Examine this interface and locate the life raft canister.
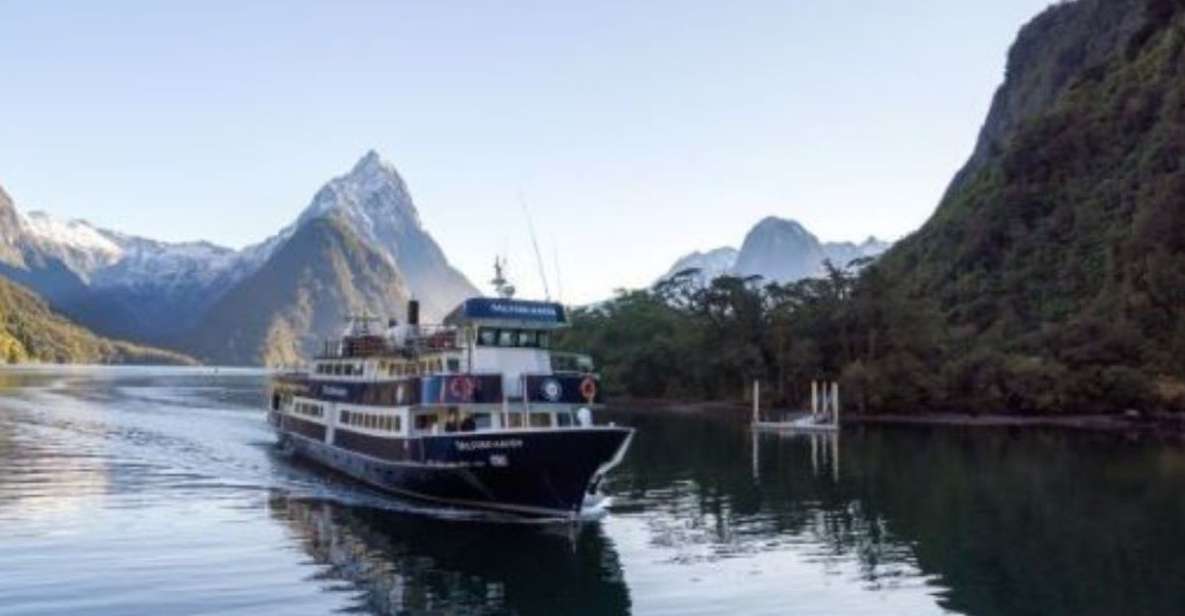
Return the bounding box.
[580,376,597,402]
[448,375,476,400]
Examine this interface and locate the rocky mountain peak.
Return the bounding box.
[298,150,421,232]
[748,216,812,240]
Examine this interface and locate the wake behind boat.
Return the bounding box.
[267,262,633,519]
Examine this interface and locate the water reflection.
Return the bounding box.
[606,409,1185,615]
[269,495,632,615]
[1,369,1184,616]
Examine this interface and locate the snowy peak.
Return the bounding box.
[298,149,421,232]
[21,211,123,262]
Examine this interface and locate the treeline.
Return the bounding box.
[556,261,1182,415]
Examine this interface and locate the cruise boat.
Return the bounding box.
[267,264,634,519]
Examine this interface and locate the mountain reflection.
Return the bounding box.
[268,495,632,615]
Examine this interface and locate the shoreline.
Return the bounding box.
[607,398,1185,437]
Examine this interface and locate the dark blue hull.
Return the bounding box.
[273,416,633,518]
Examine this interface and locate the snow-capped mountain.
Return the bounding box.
[662,247,739,283]
[659,216,891,285]
[0,150,479,361]
[286,150,477,318]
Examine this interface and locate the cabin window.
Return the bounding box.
[414,414,437,431]
[516,331,537,347]
[478,328,498,346]
[556,412,574,427]
[498,330,515,347]
[529,413,552,428]
[507,413,524,428]
[341,410,351,424]
[538,332,550,348]
[471,413,493,430]
[447,358,460,373]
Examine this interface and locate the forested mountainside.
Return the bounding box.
[562,0,1185,414]
[0,275,193,365]
[183,213,411,367]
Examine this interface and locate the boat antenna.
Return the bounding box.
[491,256,516,298]
[552,242,564,304]
[518,192,551,301]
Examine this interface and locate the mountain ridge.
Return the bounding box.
[0,150,479,364]
[662,216,891,284]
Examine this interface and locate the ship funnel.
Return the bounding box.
[407,300,420,326]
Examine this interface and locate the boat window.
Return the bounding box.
[341,410,351,424]
[507,413,524,428]
[517,330,538,347]
[556,412,573,427]
[478,328,498,346]
[529,413,552,428]
[498,330,515,346]
[446,358,460,373]
[538,332,550,348]
[414,414,437,431]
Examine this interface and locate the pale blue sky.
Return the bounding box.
[1,1,1051,303]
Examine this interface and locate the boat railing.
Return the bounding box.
[314,325,461,359]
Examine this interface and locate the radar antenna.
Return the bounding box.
[491,256,516,299]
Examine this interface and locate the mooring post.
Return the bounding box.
[811,380,818,417]
[752,379,760,424]
[832,381,840,427]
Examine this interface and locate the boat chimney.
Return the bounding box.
[407,300,420,326]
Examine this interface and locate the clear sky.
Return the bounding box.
[1,1,1052,303]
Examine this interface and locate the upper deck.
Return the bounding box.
[293,297,595,402]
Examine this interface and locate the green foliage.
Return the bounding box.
[0,276,194,365]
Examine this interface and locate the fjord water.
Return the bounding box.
[1,368,1183,615]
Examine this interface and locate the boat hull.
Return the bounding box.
[276,420,633,519]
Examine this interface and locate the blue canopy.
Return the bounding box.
[444,298,567,327]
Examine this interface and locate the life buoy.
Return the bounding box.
[448,375,475,400]
[580,376,597,402]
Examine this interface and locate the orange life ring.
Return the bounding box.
[580,376,597,402]
[449,375,475,400]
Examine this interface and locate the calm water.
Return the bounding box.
[1,367,1183,615]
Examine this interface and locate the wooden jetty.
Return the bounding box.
[751,380,840,433]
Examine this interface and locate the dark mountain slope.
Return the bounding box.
[872,0,1185,411]
[186,213,411,366]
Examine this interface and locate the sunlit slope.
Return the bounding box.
[0,275,194,365]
